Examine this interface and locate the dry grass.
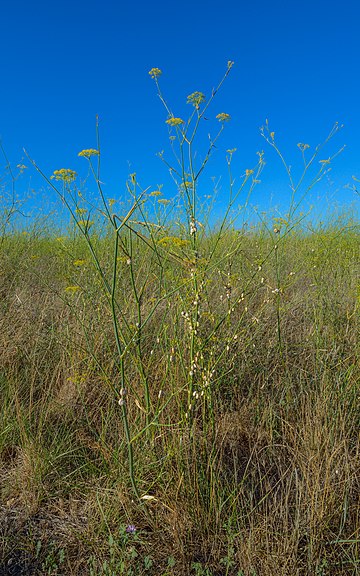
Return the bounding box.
[0,223,359,575]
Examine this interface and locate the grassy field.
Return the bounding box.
[0,219,359,575]
[1,66,359,575]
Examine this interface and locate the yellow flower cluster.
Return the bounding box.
[181,181,194,188]
[187,91,205,108]
[166,117,184,127]
[149,67,162,79]
[78,149,99,158]
[245,169,254,177]
[51,169,77,182]
[158,236,189,248]
[297,143,310,151]
[216,113,231,122]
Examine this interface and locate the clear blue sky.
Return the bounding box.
[1,0,359,227]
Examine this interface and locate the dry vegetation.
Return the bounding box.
[0,222,359,575]
[0,64,359,575]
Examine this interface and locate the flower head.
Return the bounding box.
[187,91,205,108]
[297,143,310,152]
[78,149,99,158]
[126,524,136,533]
[149,67,162,79]
[181,180,193,189]
[51,169,77,183]
[216,113,231,122]
[166,117,184,127]
[158,236,189,248]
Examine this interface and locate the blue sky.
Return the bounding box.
[1,0,359,227]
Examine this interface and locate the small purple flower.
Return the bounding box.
[126,524,136,534]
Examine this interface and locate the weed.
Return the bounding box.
[0,64,358,575]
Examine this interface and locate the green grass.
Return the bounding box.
[0,64,359,575]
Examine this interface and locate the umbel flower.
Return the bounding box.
[78,149,99,158]
[166,117,184,127]
[181,181,194,189]
[51,169,77,183]
[187,91,205,108]
[149,67,162,79]
[216,113,231,122]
